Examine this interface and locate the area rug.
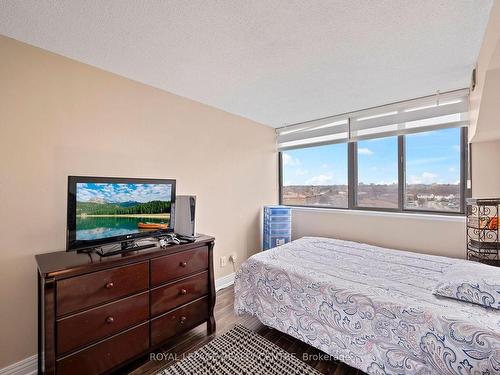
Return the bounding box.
[157,325,322,375]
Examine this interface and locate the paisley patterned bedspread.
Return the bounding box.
[234,237,500,375]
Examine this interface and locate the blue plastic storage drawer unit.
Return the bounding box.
[263,205,291,250]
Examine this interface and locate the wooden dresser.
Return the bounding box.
[35,235,215,375]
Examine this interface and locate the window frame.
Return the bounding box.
[279,127,468,216]
[278,142,350,209]
[352,136,401,212]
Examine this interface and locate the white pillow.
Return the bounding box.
[433,262,500,310]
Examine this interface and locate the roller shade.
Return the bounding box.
[277,115,349,151]
[277,89,469,151]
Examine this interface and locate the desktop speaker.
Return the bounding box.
[174,195,197,238]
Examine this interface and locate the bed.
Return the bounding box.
[234,237,500,375]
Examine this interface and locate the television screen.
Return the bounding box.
[67,176,175,250]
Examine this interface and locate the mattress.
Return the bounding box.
[234,237,500,375]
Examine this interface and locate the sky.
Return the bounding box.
[76,183,172,203]
[282,128,461,186]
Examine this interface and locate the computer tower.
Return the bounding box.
[174,195,197,238]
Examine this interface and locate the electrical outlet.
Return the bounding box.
[276,238,285,246]
[229,253,238,263]
[220,256,227,267]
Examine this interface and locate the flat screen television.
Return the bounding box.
[67,176,176,251]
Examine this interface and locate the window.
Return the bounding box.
[277,89,469,215]
[279,128,466,215]
[404,128,461,212]
[281,143,348,208]
[356,136,399,209]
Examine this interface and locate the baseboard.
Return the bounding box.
[215,272,235,291]
[0,355,37,375]
[1,274,236,375]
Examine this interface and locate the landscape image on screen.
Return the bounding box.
[75,183,172,241]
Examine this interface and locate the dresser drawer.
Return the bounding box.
[57,262,149,316]
[151,271,208,317]
[57,291,149,355]
[151,247,208,286]
[56,323,149,375]
[151,297,208,346]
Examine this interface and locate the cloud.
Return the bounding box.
[295,168,309,176]
[452,145,460,152]
[448,167,456,173]
[358,147,373,156]
[406,156,449,166]
[77,183,171,203]
[103,185,115,194]
[321,163,330,169]
[282,153,301,167]
[408,172,439,184]
[117,184,131,192]
[306,174,333,185]
[76,187,100,202]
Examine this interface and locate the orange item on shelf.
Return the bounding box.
[488,217,498,230]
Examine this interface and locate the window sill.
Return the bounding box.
[287,206,465,222]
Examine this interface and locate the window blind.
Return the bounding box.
[277,89,469,151]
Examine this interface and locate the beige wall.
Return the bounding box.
[472,67,500,143]
[469,1,500,198]
[469,0,500,141]
[291,208,465,259]
[472,139,500,197]
[0,35,277,368]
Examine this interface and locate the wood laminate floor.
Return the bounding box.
[128,285,365,375]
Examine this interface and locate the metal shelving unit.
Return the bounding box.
[466,198,499,266]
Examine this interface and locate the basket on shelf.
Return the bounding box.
[466,198,499,266]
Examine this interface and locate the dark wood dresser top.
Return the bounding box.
[35,234,215,279]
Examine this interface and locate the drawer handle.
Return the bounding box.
[105,316,114,324]
[105,282,114,289]
[179,261,187,268]
[180,316,187,324]
[180,288,187,295]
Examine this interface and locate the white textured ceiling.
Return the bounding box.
[0,1,493,127]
